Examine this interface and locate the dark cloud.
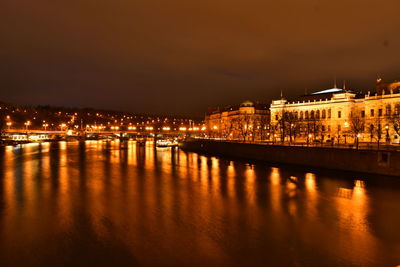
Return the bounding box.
[1,0,399,115]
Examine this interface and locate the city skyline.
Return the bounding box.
[1,1,400,266]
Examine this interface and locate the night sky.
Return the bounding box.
[1,0,400,116]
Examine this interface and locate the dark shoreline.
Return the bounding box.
[180,139,400,177]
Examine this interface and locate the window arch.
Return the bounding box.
[305,111,309,119]
[322,110,326,119]
[316,110,320,119]
[310,110,315,119]
[300,111,304,120]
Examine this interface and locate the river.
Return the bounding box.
[0,141,399,266]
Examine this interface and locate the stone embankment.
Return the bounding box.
[180,139,400,176]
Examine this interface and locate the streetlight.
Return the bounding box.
[344,121,349,144]
[24,121,31,131]
[356,133,361,149]
[385,125,390,143]
[43,123,49,131]
[6,122,12,130]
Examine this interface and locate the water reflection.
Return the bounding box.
[0,140,399,266]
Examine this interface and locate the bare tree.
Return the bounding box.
[285,112,301,144]
[368,117,383,148]
[368,123,374,144]
[275,109,289,144]
[221,119,233,139]
[250,115,270,142]
[232,114,252,142]
[269,123,279,144]
[303,117,322,145]
[349,112,365,148]
[389,112,400,141]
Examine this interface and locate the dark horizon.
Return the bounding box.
[0,100,205,121]
[1,0,400,116]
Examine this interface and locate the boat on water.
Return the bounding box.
[156,139,178,147]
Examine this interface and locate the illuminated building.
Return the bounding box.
[270,79,400,144]
[205,101,270,141]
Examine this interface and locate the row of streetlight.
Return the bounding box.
[5,122,205,132]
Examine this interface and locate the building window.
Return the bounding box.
[395,104,400,115]
[337,125,341,131]
[316,110,320,119]
[361,110,365,118]
[305,111,309,119]
[370,109,374,117]
[275,115,278,120]
[300,111,303,120]
[322,125,325,131]
[311,110,315,119]
[338,111,341,118]
[386,105,391,116]
[322,110,326,119]
[328,125,331,131]
[378,109,383,116]
[328,109,331,118]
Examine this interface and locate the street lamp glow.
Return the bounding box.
[24,121,31,130]
[59,123,67,131]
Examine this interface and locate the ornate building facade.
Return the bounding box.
[205,101,270,141]
[270,80,400,144]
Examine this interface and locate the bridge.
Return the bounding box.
[1,128,204,142]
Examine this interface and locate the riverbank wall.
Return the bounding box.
[180,139,400,176]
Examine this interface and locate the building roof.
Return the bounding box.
[240,100,254,107]
[311,88,344,95]
[206,101,269,115]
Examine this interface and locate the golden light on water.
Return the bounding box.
[0,141,398,265]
